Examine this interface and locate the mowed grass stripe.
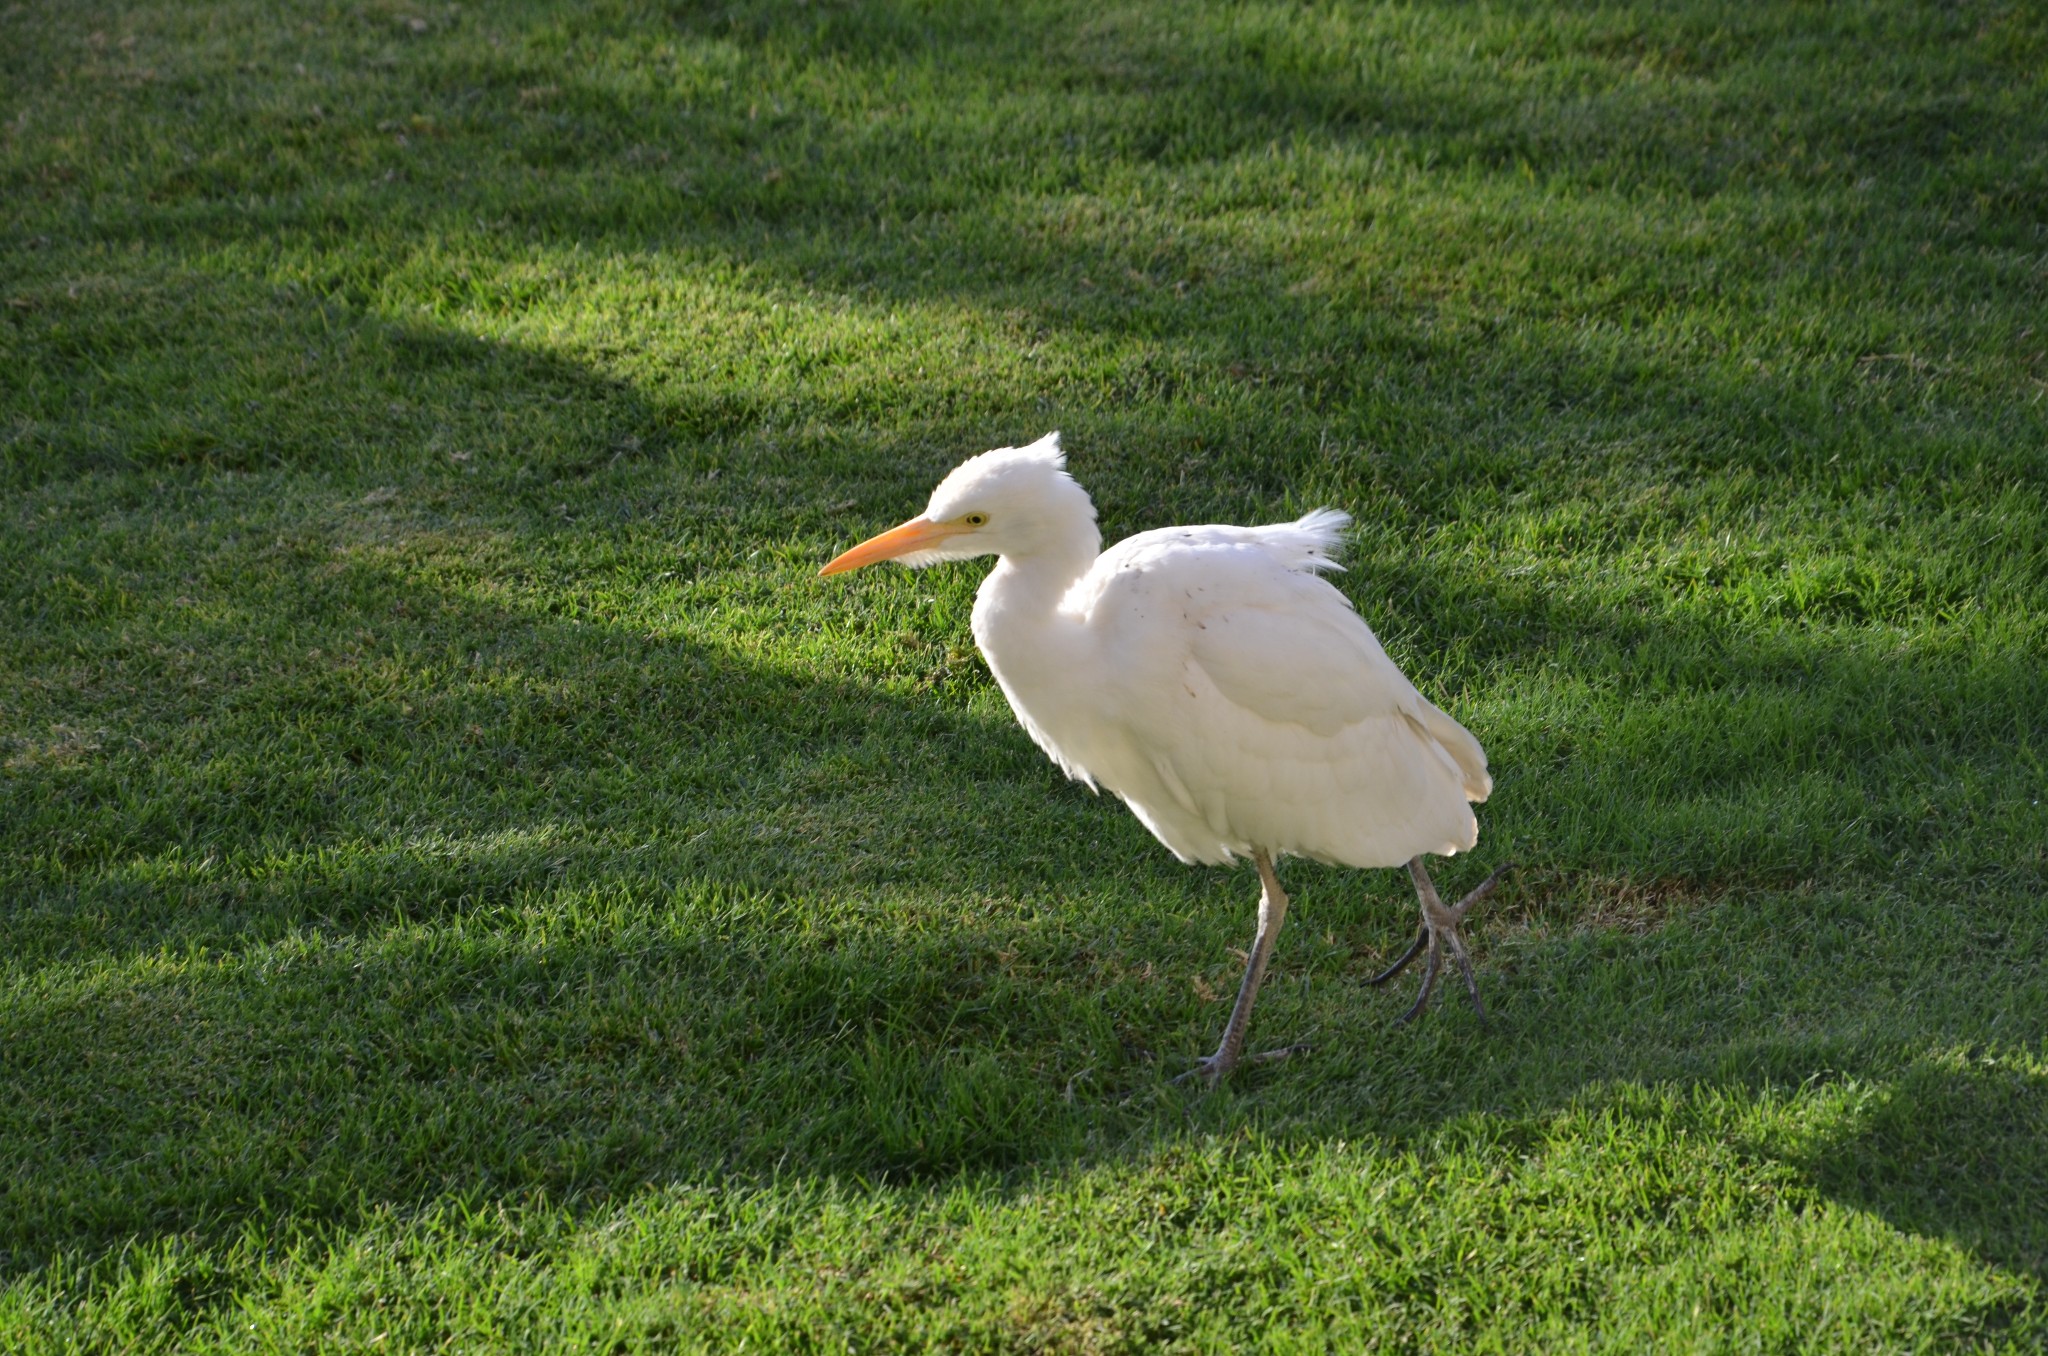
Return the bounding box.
[2,0,2043,1348]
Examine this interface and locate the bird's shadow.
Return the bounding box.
[1790,1058,2048,1281]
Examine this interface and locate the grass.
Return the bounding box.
[2,0,2045,1348]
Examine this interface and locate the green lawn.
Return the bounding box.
[4,0,2045,1348]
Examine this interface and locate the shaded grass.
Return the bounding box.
[3,0,2046,1348]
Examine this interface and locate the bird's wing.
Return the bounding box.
[1077,517,1491,802]
[1196,591,1491,801]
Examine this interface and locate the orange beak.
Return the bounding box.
[819,516,965,576]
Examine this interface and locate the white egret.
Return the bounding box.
[822,433,1506,1083]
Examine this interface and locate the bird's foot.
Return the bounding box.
[1173,1041,1312,1089]
[1368,861,1515,1025]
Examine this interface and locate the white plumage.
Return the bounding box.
[823,433,1506,1083]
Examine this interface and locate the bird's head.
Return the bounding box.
[820,432,1099,575]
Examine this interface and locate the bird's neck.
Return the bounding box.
[970,530,1100,668]
[987,522,1100,614]
[967,526,1106,786]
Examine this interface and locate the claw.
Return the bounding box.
[1446,931,1487,1024]
[1384,859,1515,1025]
[1174,1042,1311,1089]
[1395,942,1441,1026]
[1366,925,1428,986]
[1452,860,1517,922]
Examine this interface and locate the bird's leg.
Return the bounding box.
[1180,850,1307,1087]
[1366,858,1514,1025]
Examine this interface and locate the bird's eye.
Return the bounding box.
[964,512,988,526]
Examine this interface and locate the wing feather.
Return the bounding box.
[1067,514,1490,866]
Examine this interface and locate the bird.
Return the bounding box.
[821,433,1508,1084]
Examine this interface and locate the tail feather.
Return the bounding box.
[1412,696,1492,802]
[1256,508,1351,574]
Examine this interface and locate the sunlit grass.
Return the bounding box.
[3,0,2045,1348]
